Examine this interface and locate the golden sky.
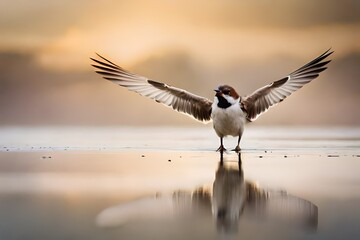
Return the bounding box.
[1,0,359,69]
[0,0,359,125]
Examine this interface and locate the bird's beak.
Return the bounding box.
[214,88,222,97]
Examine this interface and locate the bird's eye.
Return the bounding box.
[222,90,230,95]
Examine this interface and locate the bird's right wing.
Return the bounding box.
[91,54,213,122]
[96,196,174,227]
[96,189,211,228]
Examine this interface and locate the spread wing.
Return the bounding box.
[241,49,333,122]
[96,189,211,228]
[91,54,213,122]
[96,196,174,227]
[244,189,318,231]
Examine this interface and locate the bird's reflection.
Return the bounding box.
[212,153,246,233]
[96,153,318,234]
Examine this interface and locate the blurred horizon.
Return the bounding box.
[1,0,359,126]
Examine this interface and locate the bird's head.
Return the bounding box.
[214,85,240,108]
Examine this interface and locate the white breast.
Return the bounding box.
[211,99,246,138]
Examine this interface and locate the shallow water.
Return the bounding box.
[0,126,359,240]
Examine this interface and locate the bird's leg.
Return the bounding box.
[216,137,226,152]
[232,134,242,152]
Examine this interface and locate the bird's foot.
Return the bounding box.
[216,145,226,153]
[231,145,241,153]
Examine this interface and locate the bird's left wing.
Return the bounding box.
[91,54,213,122]
[241,49,333,122]
[244,189,318,231]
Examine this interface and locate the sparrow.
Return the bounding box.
[91,49,333,152]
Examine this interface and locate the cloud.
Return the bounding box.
[202,0,360,28]
[69,0,360,29]
[1,1,360,66]
[24,23,359,72]
[0,1,88,35]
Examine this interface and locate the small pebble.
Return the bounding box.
[141,155,145,158]
[168,159,172,162]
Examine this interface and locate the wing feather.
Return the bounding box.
[91,54,213,122]
[241,49,333,121]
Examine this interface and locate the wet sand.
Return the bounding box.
[0,126,359,240]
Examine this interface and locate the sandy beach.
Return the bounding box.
[0,126,359,240]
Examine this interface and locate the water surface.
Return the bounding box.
[0,127,359,240]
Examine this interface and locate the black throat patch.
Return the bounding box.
[217,96,232,109]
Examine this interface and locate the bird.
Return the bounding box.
[90,49,333,152]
